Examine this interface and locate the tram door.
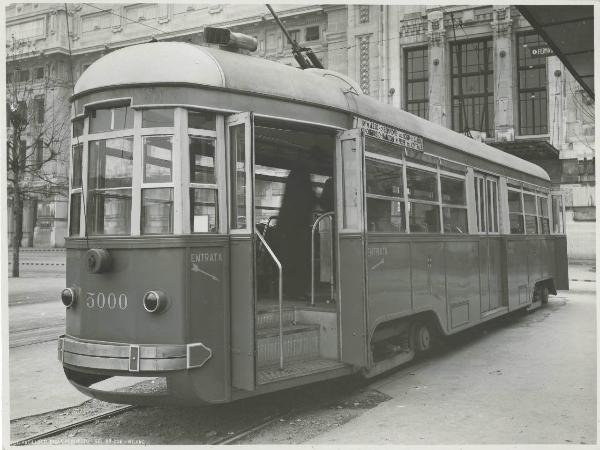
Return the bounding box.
[227,113,256,391]
[474,173,505,313]
[336,129,368,367]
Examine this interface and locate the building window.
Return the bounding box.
[17,69,29,82]
[305,26,319,42]
[34,67,44,80]
[6,72,13,84]
[404,46,429,119]
[517,33,548,135]
[34,138,44,169]
[451,38,494,137]
[34,96,44,123]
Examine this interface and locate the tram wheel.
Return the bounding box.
[411,322,432,353]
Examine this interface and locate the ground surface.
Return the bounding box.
[7,254,596,445]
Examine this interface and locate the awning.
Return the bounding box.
[492,139,560,160]
[517,5,594,99]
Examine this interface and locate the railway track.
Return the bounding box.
[10,406,136,446]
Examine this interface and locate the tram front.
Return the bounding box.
[59,43,245,405]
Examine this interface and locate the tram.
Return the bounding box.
[59,39,568,406]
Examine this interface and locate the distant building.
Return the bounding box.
[5,4,594,257]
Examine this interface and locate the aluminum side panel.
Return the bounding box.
[506,238,530,307]
[445,241,480,330]
[229,236,255,391]
[366,240,411,331]
[410,242,447,331]
[339,235,367,367]
[554,236,569,290]
[488,238,504,310]
[187,243,230,402]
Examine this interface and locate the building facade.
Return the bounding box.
[5,3,595,257]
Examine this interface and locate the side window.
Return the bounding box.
[441,175,467,233]
[523,192,538,235]
[189,136,218,233]
[406,167,439,233]
[538,195,550,234]
[474,174,499,233]
[365,158,405,232]
[508,189,524,234]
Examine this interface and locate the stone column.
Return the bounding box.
[492,6,515,142]
[426,10,448,128]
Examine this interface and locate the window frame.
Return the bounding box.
[516,31,549,136]
[363,135,469,234]
[186,110,222,234]
[450,37,494,137]
[404,45,429,120]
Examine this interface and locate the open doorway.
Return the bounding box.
[252,118,341,382]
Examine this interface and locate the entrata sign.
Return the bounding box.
[361,120,424,151]
[529,46,554,57]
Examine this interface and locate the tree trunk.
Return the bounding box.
[11,187,23,278]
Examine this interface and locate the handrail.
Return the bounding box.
[254,226,284,370]
[310,212,335,307]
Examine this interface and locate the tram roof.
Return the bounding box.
[75,42,550,182]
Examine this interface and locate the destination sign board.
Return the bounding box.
[361,120,424,151]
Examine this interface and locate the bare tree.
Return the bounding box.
[6,36,70,277]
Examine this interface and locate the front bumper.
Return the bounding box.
[58,335,212,372]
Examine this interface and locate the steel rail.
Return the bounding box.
[10,406,136,446]
[255,226,284,370]
[310,212,335,306]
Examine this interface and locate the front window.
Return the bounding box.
[70,105,226,237]
[143,136,173,183]
[87,137,133,235]
[89,106,133,133]
[141,188,173,234]
[142,108,174,128]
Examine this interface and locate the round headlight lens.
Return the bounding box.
[143,290,167,313]
[61,288,76,308]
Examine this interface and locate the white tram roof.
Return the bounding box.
[75,42,550,182]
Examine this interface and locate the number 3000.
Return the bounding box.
[86,292,128,310]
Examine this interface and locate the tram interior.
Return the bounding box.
[252,119,341,379]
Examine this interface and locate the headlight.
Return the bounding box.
[61,288,76,308]
[142,290,168,313]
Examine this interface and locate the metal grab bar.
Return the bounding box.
[310,212,335,307]
[254,226,284,370]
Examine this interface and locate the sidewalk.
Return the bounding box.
[306,264,596,445]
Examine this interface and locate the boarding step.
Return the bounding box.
[257,357,347,385]
[257,323,320,367]
[256,306,296,330]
